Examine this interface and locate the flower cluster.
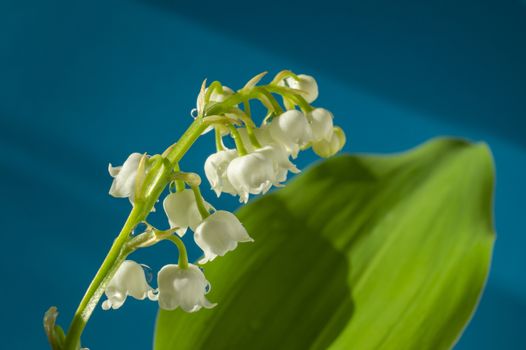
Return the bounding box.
[103,71,345,313]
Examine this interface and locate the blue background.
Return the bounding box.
[1,0,525,348]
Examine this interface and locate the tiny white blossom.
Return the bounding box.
[102,260,155,310]
[163,189,212,236]
[157,263,216,312]
[227,152,275,203]
[255,145,300,185]
[267,110,312,158]
[308,108,334,142]
[204,149,238,197]
[108,153,144,200]
[278,74,319,103]
[312,126,346,158]
[194,210,253,264]
[237,125,275,153]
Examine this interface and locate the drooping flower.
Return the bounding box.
[312,126,346,158]
[101,260,155,310]
[108,153,145,201]
[267,110,312,158]
[163,189,212,236]
[236,124,275,153]
[157,263,216,312]
[226,151,275,203]
[307,108,334,142]
[255,144,300,185]
[194,210,253,264]
[204,149,238,197]
[278,74,319,103]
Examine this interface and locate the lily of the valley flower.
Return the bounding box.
[163,189,212,236]
[101,260,155,310]
[108,153,145,201]
[194,210,253,263]
[157,263,216,312]
[226,152,275,203]
[312,126,346,158]
[255,145,300,185]
[236,124,275,153]
[204,149,238,197]
[278,74,319,103]
[307,108,334,142]
[267,110,312,158]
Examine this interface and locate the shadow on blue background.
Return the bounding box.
[0,0,524,348]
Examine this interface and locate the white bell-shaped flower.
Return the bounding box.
[278,74,319,103]
[267,110,312,158]
[255,145,300,184]
[308,108,334,142]
[194,210,253,264]
[163,189,212,236]
[237,124,275,153]
[102,260,155,310]
[108,153,144,200]
[204,149,238,197]
[157,263,216,312]
[226,152,275,203]
[312,126,346,158]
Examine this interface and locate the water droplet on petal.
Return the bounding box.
[140,264,154,283]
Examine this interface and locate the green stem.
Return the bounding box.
[215,127,225,151]
[166,235,189,269]
[191,185,210,219]
[164,118,208,165]
[173,163,185,192]
[242,102,262,149]
[255,87,283,114]
[64,117,208,350]
[63,205,144,350]
[228,125,248,155]
[266,85,314,112]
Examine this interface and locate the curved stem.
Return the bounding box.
[228,125,248,155]
[215,127,225,151]
[242,102,262,149]
[64,117,208,349]
[63,205,144,350]
[173,163,185,192]
[191,185,210,219]
[166,235,189,269]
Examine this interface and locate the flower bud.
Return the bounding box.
[312,126,346,158]
[194,210,253,264]
[197,86,235,134]
[102,260,155,310]
[267,110,312,158]
[108,153,144,201]
[227,152,275,203]
[163,189,212,236]
[308,108,334,142]
[204,149,238,197]
[157,263,216,312]
[278,74,319,103]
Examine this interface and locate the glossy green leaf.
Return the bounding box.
[155,138,495,350]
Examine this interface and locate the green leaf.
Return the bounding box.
[155,138,495,350]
